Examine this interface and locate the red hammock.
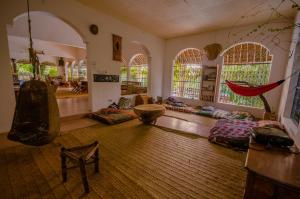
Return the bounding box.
[225,80,285,97]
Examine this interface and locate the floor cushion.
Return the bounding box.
[90,109,137,125]
[163,104,195,113]
[118,97,132,109]
[209,119,258,150]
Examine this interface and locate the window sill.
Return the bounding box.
[217,101,264,110]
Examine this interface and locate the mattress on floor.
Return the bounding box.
[163,104,196,113]
[195,108,231,119]
[90,108,137,125]
[209,119,258,150]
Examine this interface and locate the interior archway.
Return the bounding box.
[121,41,151,95]
[8,11,89,118]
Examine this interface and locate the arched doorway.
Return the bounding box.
[7,11,90,117]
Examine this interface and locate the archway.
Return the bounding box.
[121,41,151,95]
[7,11,90,117]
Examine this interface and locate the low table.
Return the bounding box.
[134,104,166,124]
[244,138,300,198]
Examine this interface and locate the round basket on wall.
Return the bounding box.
[204,43,222,60]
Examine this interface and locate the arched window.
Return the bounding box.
[171,48,203,99]
[129,53,148,87]
[219,42,273,108]
[78,60,87,81]
[120,57,128,83]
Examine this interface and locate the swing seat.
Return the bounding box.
[8,80,60,146]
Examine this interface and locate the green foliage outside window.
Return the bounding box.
[130,67,138,80]
[129,66,148,87]
[120,66,128,82]
[16,63,59,80]
[219,64,271,108]
[16,63,34,81]
[172,62,202,99]
[41,65,58,77]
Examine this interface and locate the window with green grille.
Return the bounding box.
[171,48,203,100]
[128,54,148,87]
[129,65,148,87]
[120,66,128,82]
[219,42,272,108]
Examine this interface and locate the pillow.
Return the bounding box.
[201,106,215,111]
[108,102,119,109]
[118,97,132,109]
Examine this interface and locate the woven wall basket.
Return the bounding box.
[204,43,223,60]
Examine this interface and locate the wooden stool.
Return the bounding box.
[60,141,99,193]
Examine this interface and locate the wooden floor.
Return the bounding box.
[57,96,89,117]
[155,115,215,138]
[0,118,247,199]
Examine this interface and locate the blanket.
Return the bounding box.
[209,119,283,150]
[209,119,258,150]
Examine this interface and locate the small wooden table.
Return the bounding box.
[134,104,165,124]
[244,138,300,199]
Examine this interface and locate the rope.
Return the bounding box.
[26,0,38,79]
[27,0,33,51]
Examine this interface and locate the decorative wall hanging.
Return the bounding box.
[89,24,99,35]
[204,43,222,60]
[93,74,119,82]
[112,34,122,61]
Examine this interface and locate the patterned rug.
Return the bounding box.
[0,119,247,198]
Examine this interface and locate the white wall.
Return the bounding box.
[278,12,300,148]
[0,0,165,132]
[163,21,293,118]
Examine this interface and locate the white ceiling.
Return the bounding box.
[77,0,298,39]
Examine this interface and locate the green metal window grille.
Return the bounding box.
[219,42,272,108]
[171,48,203,100]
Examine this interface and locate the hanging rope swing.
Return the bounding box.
[7,0,60,146]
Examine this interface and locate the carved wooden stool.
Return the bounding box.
[60,141,99,193]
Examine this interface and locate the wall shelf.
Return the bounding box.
[200,65,218,102]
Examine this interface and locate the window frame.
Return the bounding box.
[127,53,149,87]
[290,72,300,124]
[282,40,300,138]
[218,42,273,109]
[171,48,203,100]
